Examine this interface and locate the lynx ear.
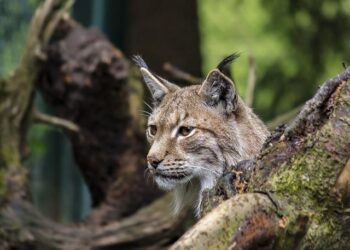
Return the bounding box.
[133,55,179,105]
[199,54,239,115]
[199,69,237,115]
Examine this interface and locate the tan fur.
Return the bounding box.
[136,56,270,216]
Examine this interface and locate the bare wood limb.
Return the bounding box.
[245,54,257,107]
[163,62,202,85]
[21,0,74,66]
[33,109,80,132]
[170,194,277,250]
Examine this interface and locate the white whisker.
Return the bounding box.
[185,165,221,177]
[144,168,154,183]
[143,101,154,111]
[139,109,152,115]
[139,110,153,118]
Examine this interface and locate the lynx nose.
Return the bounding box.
[148,156,162,169]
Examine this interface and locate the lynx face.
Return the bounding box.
[134,55,269,216]
[146,87,228,192]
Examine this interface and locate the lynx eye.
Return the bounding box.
[148,125,157,136]
[178,126,194,136]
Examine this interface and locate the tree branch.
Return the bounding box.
[245,54,257,107]
[33,109,80,132]
[163,62,202,85]
[170,194,278,250]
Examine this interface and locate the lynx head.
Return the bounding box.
[134,55,269,216]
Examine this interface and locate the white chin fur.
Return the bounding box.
[154,169,219,217]
[172,173,218,218]
[154,175,192,191]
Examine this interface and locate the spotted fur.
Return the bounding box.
[135,55,269,217]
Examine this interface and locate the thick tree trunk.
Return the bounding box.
[1,0,350,249]
[37,14,162,224]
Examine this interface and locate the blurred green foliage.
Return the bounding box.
[199,0,350,120]
[0,0,35,76]
[0,0,44,157]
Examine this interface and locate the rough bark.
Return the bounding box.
[37,14,162,223]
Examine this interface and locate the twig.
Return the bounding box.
[24,0,74,62]
[163,62,202,85]
[33,109,79,132]
[245,54,257,107]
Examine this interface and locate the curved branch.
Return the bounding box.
[163,62,202,85]
[170,193,278,250]
[33,109,79,132]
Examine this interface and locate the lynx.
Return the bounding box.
[134,55,269,216]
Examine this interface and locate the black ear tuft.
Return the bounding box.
[132,55,149,69]
[132,55,179,106]
[216,53,240,72]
